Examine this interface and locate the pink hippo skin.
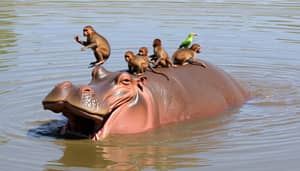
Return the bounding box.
[42,62,249,140]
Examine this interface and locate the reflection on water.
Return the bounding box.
[0,134,9,145]
[0,1,17,71]
[0,29,17,55]
[43,115,230,170]
[0,0,300,170]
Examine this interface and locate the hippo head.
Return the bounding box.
[42,66,153,140]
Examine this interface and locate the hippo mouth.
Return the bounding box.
[43,101,113,140]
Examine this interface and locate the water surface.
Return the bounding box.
[0,0,300,170]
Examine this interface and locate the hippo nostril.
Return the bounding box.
[83,88,91,92]
[80,86,94,94]
[80,86,98,111]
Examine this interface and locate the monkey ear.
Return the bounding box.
[134,76,147,91]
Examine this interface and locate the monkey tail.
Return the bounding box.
[147,67,170,80]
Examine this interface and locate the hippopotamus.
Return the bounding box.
[42,62,249,140]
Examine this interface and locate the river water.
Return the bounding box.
[0,0,299,170]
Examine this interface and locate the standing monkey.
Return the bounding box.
[75,25,111,67]
[172,43,207,68]
[151,38,176,68]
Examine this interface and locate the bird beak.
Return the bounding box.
[193,33,199,36]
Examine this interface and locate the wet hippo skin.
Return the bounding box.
[42,62,249,140]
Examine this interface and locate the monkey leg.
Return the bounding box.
[167,58,177,68]
[182,62,189,66]
[94,52,105,65]
[88,61,97,68]
[94,61,105,66]
[190,59,207,68]
[153,58,163,68]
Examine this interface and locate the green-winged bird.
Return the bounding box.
[178,32,198,49]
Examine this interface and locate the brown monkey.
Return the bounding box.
[137,47,155,65]
[172,43,207,68]
[124,51,169,80]
[75,25,111,68]
[137,46,148,57]
[151,38,176,68]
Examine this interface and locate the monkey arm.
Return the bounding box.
[128,64,133,73]
[75,36,88,46]
[81,41,89,46]
[81,42,97,51]
[153,57,162,67]
[153,49,165,66]
[84,42,97,49]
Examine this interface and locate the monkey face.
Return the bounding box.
[195,47,201,53]
[137,50,144,56]
[124,56,130,62]
[124,54,130,62]
[191,44,201,53]
[138,47,148,56]
[83,27,92,37]
[152,39,162,48]
[124,51,134,62]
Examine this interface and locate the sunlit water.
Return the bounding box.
[0,0,300,170]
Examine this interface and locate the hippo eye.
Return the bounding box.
[117,73,133,86]
[122,79,131,85]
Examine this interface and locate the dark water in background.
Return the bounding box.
[0,0,299,170]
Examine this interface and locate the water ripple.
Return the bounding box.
[0,0,300,170]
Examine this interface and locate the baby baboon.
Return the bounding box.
[151,38,176,68]
[124,51,169,80]
[172,43,206,68]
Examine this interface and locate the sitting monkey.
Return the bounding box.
[151,38,176,68]
[124,51,169,80]
[137,47,155,65]
[172,43,206,68]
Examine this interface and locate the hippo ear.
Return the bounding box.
[91,66,110,81]
[135,76,147,92]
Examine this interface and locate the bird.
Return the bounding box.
[178,32,198,49]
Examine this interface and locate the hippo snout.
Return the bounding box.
[42,81,74,112]
[42,100,64,113]
[63,85,110,116]
[43,82,111,116]
[43,81,74,103]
